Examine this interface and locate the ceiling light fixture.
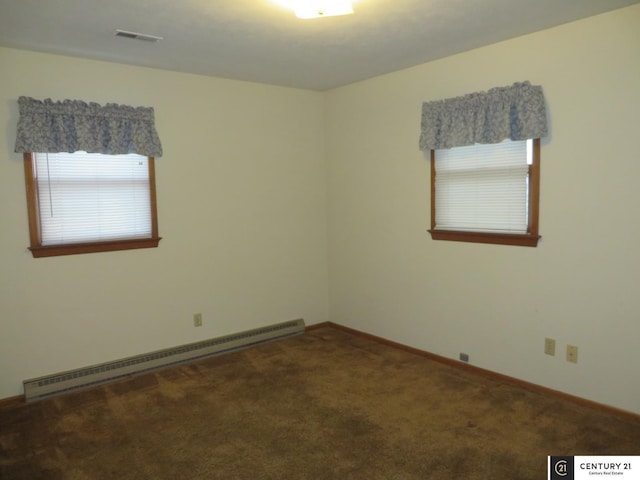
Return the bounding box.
[293,0,354,19]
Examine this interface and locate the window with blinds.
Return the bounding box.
[24,152,161,257]
[34,152,152,245]
[429,138,540,247]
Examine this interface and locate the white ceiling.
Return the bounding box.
[0,0,638,91]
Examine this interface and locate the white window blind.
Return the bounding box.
[434,139,532,234]
[34,152,152,246]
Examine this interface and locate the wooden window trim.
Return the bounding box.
[428,139,541,247]
[23,152,161,258]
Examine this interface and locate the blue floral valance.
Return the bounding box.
[14,96,163,157]
[419,81,547,151]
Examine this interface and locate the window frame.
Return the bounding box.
[428,138,541,247]
[23,152,161,258]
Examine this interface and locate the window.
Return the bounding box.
[429,138,540,247]
[15,96,163,257]
[419,82,547,247]
[23,151,160,257]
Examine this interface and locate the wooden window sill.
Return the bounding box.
[29,237,162,258]
[428,230,540,247]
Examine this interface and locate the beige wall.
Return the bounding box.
[1,4,639,414]
[326,5,640,414]
[0,48,328,399]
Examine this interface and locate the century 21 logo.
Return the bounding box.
[550,457,573,480]
[554,459,568,476]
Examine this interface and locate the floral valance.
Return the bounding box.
[15,96,163,157]
[419,81,547,151]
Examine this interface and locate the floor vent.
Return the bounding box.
[23,318,305,402]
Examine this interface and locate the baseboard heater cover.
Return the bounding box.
[23,318,305,402]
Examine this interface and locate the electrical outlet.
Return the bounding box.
[459,353,469,363]
[193,313,203,327]
[544,337,556,356]
[566,344,578,363]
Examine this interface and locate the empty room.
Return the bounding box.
[1,1,639,478]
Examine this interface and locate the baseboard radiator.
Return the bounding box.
[23,318,305,402]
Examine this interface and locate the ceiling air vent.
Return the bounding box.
[114,29,163,43]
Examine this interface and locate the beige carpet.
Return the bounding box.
[1,326,639,479]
